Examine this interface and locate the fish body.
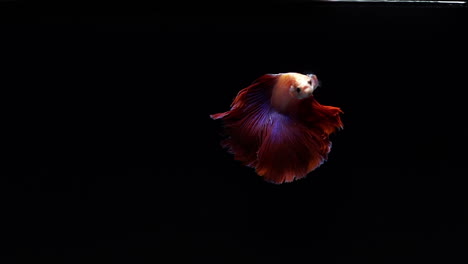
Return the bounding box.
[211,72,343,184]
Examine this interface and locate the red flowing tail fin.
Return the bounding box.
[256,97,343,184]
[210,74,278,167]
[211,73,343,184]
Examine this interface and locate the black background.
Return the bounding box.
[4,1,468,263]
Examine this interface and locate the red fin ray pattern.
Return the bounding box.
[211,73,343,184]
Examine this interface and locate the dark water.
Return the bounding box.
[4,2,467,263]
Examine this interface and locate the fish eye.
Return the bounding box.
[308,79,312,85]
[296,87,301,93]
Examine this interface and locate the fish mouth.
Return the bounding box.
[309,74,320,89]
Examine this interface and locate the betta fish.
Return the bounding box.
[210,72,343,184]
